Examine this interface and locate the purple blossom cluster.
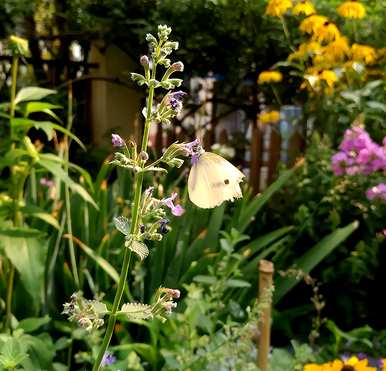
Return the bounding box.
[331,127,386,202]
[331,127,386,176]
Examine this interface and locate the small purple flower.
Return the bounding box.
[163,193,185,216]
[366,183,386,201]
[167,91,187,113]
[357,352,367,360]
[101,351,116,367]
[111,133,125,147]
[40,178,55,188]
[377,358,384,369]
[183,139,200,156]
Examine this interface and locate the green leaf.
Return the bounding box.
[21,205,60,229]
[237,165,298,233]
[240,226,293,256]
[15,87,56,104]
[17,315,50,333]
[11,118,85,150]
[0,227,45,238]
[38,156,97,208]
[193,275,217,284]
[0,336,28,369]
[274,221,359,304]
[25,101,63,123]
[0,148,28,170]
[225,279,251,288]
[64,235,119,283]
[120,303,153,320]
[0,234,48,310]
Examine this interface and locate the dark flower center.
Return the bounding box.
[341,366,355,371]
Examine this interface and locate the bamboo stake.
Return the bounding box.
[257,260,274,371]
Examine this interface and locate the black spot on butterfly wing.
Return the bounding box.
[224,179,230,184]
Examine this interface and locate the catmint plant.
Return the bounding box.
[63,25,244,370]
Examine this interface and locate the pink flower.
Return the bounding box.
[366,183,386,201]
[163,193,185,216]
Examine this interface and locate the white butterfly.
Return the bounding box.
[188,152,245,209]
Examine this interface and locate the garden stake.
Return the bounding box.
[257,259,274,371]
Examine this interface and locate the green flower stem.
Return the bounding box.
[64,81,80,288]
[279,16,295,52]
[4,56,20,332]
[271,85,282,106]
[92,63,157,371]
[9,56,18,139]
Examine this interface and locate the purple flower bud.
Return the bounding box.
[171,61,184,72]
[140,55,149,66]
[111,133,125,147]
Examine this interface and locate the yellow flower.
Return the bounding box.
[288,41,322,61]
[319,70,338,87]
[258,71,283,84]
[301,69,338,93]
[351,44,377,64]
[259,111,281,124]
[323,36,350,62]
[313,21,341,42]
[330,356,377,371]
[299,15,328,34]
[304,357,377,371]
[337,1,366,19]
[265,0,292,17]
[293,0,315,16]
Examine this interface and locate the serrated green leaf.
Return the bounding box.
[128,241,149,260]
[114,216,129,235]
[91,301,108,316]
[120,303,153,320]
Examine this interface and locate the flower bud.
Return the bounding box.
[139,151,149,161]
[111,133,125,147]
[171,61,184,72]
[140,55,149,66]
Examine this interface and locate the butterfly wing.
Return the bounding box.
[188,152,244,209]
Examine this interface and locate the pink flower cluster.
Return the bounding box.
[331,127,386,176]
[366,183,386,202]
[331,127,386,202]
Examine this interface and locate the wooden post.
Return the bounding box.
[257,260,274,371]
